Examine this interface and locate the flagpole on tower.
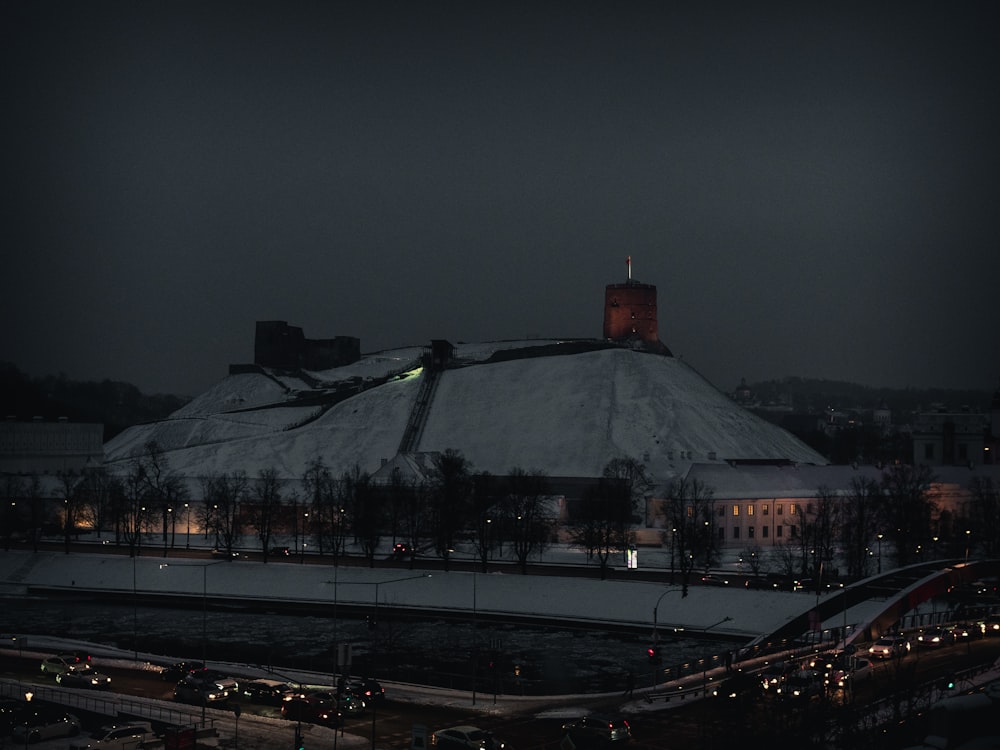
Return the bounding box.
[626,255,631,281]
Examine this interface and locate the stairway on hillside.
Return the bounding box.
[397,366,441,454]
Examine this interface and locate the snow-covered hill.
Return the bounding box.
[104,340,826,483]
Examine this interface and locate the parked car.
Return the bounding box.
[776,669,824,700]
[917,627,955,648]
[11,709,82,744]
[348,678,385,703]
[828,656,873,689]
[40,653,92,676]
[69,721,157,749]
[281,693,343,727]
[243,678,300,705]
[713,669,759,704]
[211,548,239,560]
[432,725,507,750]
[760,661,799,692]
[192,668,239,689]
[173,669,238,705]
[561,714,631,749]
[951,621,986,639]
[301,689,366,714]
[868,635,910,660]
[699,574,729,586]
[390,543,413,559]
[57,669,113,689]
[984,614,1000,636]
[159,660,205,681]
[269,546,291,557]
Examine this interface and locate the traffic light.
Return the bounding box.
[294,730,305,750]
[941,675,956,690]
[647,646,660,663]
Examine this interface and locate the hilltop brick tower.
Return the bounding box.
[603,256,662,347]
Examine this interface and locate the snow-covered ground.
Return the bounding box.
[103,343,826,483]
[0,546,860,640]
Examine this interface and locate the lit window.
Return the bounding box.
[747,505,754,516]
[686,505,693,518]
[762,504,769,516]
[732,505,740,517]
[790,504,798,515]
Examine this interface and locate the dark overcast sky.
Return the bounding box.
[3,1,998,397]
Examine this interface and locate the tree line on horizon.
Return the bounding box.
[3,441,998,597]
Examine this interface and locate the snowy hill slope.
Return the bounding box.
[104,341,826,482]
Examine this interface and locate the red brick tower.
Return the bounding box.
[603,256,661,346]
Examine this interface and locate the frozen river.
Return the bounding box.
[2,593,741,695]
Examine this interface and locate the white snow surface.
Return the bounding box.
[104,342,826,482]
[0,547,877,641]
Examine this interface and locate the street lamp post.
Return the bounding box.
[164,507,172,557]
[701,617,733,693]
[22,691,32,749]
[132,553,138,662]
[185,503,190,549]
[369,574,431,750]
[300,513,309,564]
[966,529,972,562]
[167,560,228,665]
[472,572,478,706]
[877,533,883,574]
[651,588,674,689]
[669,528,676,585]
[264,668,307,748]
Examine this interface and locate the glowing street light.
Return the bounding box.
[702,616,733,697]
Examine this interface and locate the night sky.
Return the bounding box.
[3,1,998,397]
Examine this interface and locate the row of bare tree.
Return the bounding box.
[3,444,998,590]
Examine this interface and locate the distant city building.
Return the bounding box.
[871,400,892,431]
[647,462,1000,552]
[911,407,989,467]
[247,320,361,372]
[0,418,103,474]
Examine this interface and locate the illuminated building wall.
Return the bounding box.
[603,281,660,345]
